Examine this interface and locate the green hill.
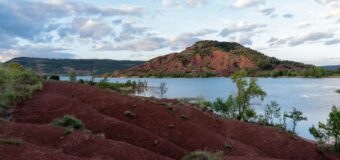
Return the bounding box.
[6,57,144,75]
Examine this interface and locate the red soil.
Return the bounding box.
[1,81,339,160]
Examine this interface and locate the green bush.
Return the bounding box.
[181,151,223,160]
[68,71,77,82]
[0,64,42,117]
[49,75,60,80]
[0,138,23,145]
[51,115,85,132]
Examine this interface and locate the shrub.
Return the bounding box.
[0,138,23,145]
[285,107,307,133]
[124,110,136,119]
[309,106,340,153]
[49,75,60,80]
[68,71,77,82]
[0,64,42,118]
[181,151,223,160]
[51,115,85,131]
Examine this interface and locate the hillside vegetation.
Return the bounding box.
[0,63,42,119]
[6,57,144,75]
[114,40,329,77]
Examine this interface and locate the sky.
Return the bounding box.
[0,0,339,65]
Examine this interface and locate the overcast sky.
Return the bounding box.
[0,0,339,65]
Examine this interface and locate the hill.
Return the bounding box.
[114,40,313,77]
[6,57,144,75]
[2,81,338,160]
[321,65,340,71]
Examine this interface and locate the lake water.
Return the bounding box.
[61,76,340,140]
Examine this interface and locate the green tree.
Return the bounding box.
[309,106,340,152]
[228,70,266,121]
[68,71,77,82]
[286,107,307,133]
[265,101,281,125]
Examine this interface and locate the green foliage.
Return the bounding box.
[68,71,77,82]
[6,57,144,75]
[49,75,60,80]
[336,89,340,94]
[285,107,307,133]
[96,80,147,94]
[0,138,23,145]
[181,151,223,160]
[52,115,85,130]
[309,106,340,153]
[303,67,329,78]
[265,101,281,125]
[0,64,42,118]
[229,70,266,121]
[195,96,212,110]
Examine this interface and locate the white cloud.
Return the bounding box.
[231,0,265,8]
[96,37,169,51]
[258,7,275,16]
[324,39,340,45]
[321,2,340,18]
[115,23,148,41]
[220,21,266,37]
[315,0,339,4]
[268,32,334,46]
[163,0,208,7]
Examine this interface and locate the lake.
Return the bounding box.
[61,76,340,140]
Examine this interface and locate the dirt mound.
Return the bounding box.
[1,81,338,160]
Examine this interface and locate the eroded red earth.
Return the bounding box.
[1,81,339,160]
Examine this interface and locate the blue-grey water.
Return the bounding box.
[61,77,340,140]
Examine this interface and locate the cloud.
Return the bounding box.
[115,23,148,41]
[321,2,340,18]
[0,33,18,49]
[96,37,169,51]
[220,21,266,37]
[283,14,294,18]
[96,29,216,51]
[268,32,334,47]
[296,22,314,28]
[0,0,143,41]
[169,29,217,50]
[163,0,208,7]
[0,45,75,62]
[315,0,339,4]
[231,0,265,8]
[58,17,114,40]
[230,34,253,45]
[324,39,340,45]
[258,7,275,16]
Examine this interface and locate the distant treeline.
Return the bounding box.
[6,57,145,75]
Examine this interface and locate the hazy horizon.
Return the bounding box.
[0,0,339,65]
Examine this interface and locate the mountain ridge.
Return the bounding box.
[6,57,145,75]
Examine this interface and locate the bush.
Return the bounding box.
[0,138,23,145]
[0,64,42,118]
[49,75,60,80]
[181,151,223,160]
[309,106,340,153]
[68,71,77,82]
[51,115,85,130]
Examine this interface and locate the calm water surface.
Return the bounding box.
[62,77,340,139]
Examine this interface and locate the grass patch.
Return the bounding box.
[0,63,42,118]
[182,151,223,160]
[51,115,85,135]
[0,138,23,145]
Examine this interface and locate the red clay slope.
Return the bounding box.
[0,81,338,160]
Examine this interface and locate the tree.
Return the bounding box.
[229,70,267,121]
[265,101,281,125]
[309,106,340,152]
[286,107,307,133]
[160,82,168,98]
[68,71,77,82]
